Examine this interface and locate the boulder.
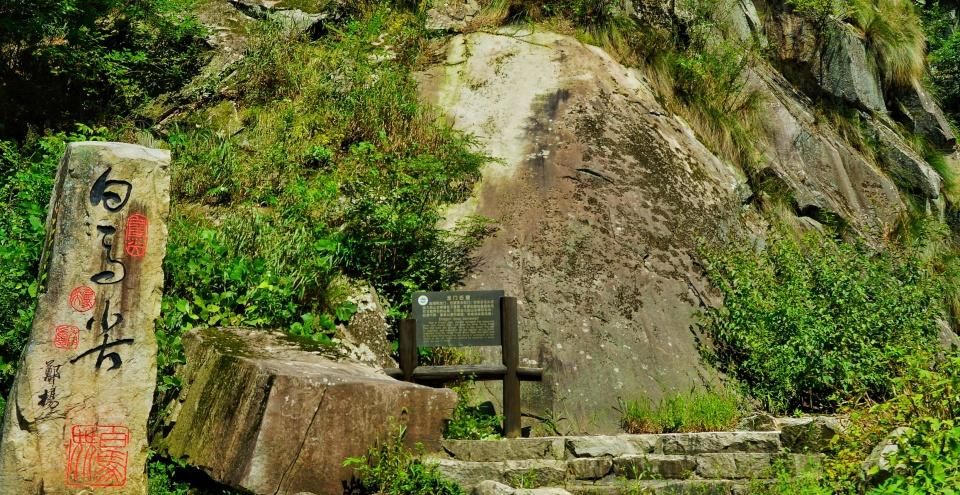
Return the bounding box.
[0,142,170,494]
[427,0,481,32]
[767,9,886,113]
[869,118,942,199]
[417,28,752,433]
[895,80,957,150]
[819,23,886,113]
[737,413,777,432]
[157,327,457,495]
[862,427,910,486]
[777,416,845,453]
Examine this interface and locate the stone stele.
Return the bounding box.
[0,142,170,494]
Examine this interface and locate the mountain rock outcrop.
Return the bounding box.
[418,29,753,433]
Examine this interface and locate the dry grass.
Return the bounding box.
[850,0,926,87]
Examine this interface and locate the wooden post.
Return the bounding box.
[501,297,521,438]
[399,318,417,382]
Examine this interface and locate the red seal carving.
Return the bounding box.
[68,286,95,312]
[65,424,129,488]
[124,214,148,258]
[53,325,80,350]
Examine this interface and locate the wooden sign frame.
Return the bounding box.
[385,296,543,438]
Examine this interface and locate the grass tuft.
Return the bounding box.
[619,389,742,434]
[850,0,926,88]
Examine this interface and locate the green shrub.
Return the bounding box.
[156,6,490,412]
[870,419,960,494]
[923,2,960,120]
[444,382,503,440]
[344,426,465,495]
[619,389,742,434]
[0,0,207,136]
[701,228,941,413]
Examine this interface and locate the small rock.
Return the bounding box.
[737,413,777,432]
[427,0,481,32]
[778,416,845,452]
[862,427,911,487]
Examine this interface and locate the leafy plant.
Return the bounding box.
[444,381,503,440]
[700,227,941,413]
[344,425,464,495]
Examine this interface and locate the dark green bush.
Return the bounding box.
[701,229,941,413]
[0,0,206,136]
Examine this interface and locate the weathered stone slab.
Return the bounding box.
[443,438,565,461]
[157,327,457,495]
[658,432,782,455]
[613,455,697,480]
[566,435,658,458]
[0,142,170,494]
[474,480,573,495]
[437,459,568,489]
[566,457,613,480]
[695,453,776,479]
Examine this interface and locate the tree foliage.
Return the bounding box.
[0,0,206,137]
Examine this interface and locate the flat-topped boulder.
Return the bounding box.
[157,327,457,495]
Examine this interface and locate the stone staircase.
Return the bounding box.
[430,421,836,495]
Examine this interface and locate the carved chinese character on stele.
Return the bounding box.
[0,142,169,494]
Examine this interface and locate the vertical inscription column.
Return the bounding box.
[0,142,170,494]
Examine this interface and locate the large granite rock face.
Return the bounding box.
[418,30,752,433]
[818,23,886,113]
[157,327,457,495]
[0,142,170,494]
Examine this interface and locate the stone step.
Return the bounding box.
[439,431,784,463]
[565,479,759,495]
[437,459,569,488]
[436,453,819,488]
